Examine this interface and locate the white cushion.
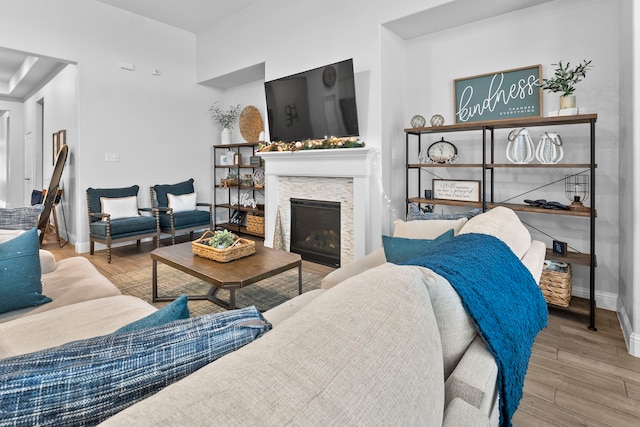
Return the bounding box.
[416,266,477,379]
[167,192,197,213]
[393,217,468,239]
[100,196,140,221]
[458,207,531,259]
[0,229,25,243]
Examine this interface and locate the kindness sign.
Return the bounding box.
[454,65,542,124]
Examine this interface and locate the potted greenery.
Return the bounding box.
[540,60,592,110]
[208,229,237,249]
[209,103,241,144]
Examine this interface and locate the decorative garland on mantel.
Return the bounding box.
[257,136,365,152]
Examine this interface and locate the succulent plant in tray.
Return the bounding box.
[208,229,237,249]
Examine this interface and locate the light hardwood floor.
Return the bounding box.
[41,234,640,426]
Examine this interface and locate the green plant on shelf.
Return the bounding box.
[540,60,592,96]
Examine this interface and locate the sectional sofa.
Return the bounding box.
[0,207,546,426]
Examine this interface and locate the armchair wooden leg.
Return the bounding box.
[107,245,112,264]
[90,241,95,255]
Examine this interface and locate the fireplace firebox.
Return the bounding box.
[290,198,340,267]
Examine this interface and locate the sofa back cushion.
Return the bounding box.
[393,217,468,239]
[102,263,445,426]
[458,206,531,259]
[416,267,477,379]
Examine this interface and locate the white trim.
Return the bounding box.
[617,299,640,357]
[571,286,618,312]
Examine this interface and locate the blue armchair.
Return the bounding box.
[150,178,213,245]
[86,185,159,263]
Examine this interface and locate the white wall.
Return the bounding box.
[400,0,620,310]
[196,0,449,252]
[0,110,8,205]
[618,0,639,355]
[0,0,217,250]
[0,100,25,207]
[21,65,78,240]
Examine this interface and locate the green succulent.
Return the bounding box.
[209,229,237,249]
[540,60,592,96]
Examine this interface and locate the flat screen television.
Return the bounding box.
[264,59,359,142]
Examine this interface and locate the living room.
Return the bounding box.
[0,0,639,425]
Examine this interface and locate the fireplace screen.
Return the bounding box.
[290,198,340,267]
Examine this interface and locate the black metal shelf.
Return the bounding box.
[405,114,598,330]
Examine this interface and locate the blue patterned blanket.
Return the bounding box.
[401,233,548,427]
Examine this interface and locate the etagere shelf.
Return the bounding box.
[405,114,597,330]
[213,142,265,238]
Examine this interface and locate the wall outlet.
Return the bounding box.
[105,153,119,162]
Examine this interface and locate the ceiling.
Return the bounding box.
[0,47,68,102]
[95,0,264,34]
[1,0,552,101]
[1,1,262,102]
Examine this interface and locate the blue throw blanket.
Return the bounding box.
[401,233,548,427]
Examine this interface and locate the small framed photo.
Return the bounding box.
[250,156,262,167]
[220,154,231,165]
[52,132,59,165]
[432,179,481,202]
[552,240,567,256]
[58,129,66,146]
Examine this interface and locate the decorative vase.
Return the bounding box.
[221,127,231,145]
[506,128,535,164]
[559,95,576,110]
[535,132,564,164]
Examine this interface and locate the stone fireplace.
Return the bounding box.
[258,148,374,265]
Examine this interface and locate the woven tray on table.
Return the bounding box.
[192,231,256,262]
[539,263,572,307]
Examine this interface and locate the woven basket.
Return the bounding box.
[539,263,572,307]
[246,214,265,235]
[192,230,256,262]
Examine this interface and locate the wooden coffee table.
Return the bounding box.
[151,241,302,309]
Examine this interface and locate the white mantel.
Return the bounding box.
[258,147,375,261]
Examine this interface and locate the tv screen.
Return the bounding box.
[264,59,359,142]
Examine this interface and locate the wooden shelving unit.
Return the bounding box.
[213,142,265,238]
[405,114,598,330]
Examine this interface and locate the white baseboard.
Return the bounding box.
[617,301,640,357]
[572,286,617,311]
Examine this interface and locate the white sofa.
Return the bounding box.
[0,207,546,426]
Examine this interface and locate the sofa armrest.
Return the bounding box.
[39,250,56,274]
[521,240,546,284]
[443,397,491,427]
[445,335,498,415]
[320,247,386,289]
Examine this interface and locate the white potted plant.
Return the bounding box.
[210,103,241,145]
[540,60,592,111]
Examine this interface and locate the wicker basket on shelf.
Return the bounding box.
[246,214,265,235]
[192,230,256,262]
[539,263,572,307]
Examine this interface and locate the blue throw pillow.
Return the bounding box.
[382,229,454,264]
[112,294,190,334]
[0,228,51,313]
[0,306,271,426]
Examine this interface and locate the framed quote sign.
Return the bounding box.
[432,179,480,202]
[454,65,542,124]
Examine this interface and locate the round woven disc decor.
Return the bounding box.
[239,105,264,143]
